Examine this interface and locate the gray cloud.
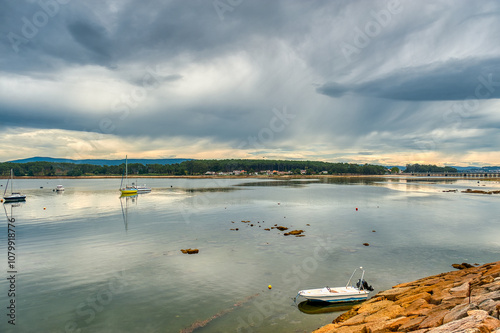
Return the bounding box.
[317,57,500,101]
[1,0,500,164]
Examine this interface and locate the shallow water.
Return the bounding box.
[0,177,499,332]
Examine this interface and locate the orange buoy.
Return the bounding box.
[356,207,358,211]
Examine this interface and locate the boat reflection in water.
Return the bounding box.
[120,193,138,231]
[297,300,363,315]
[3,201,24,223]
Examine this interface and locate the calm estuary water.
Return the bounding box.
[1,177,499,332]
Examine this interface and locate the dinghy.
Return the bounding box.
[295,267,373,303]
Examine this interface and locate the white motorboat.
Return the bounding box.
[295,267,373,303]
[133,183,151,193]
[55,185,65,191]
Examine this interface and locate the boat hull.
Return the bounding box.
[120,189,138,195]
[3,195,27,202]
[135,186,151,193]
[298,287,369,303]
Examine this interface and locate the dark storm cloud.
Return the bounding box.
[317,57,500,101]
[67,20,112,63]
[1,0,500,163]
[0,0,317,72]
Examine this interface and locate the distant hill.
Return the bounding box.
[7,157,192,166]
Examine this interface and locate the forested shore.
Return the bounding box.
[0,160,459,177]
[0,159,390,177]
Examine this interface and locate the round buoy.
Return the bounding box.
[356,207,358,211]
[0,199,3,203]
[43,207,46,210]
[268,285,272,290]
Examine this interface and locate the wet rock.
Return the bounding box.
[284,229,304,236]
[181,248,199,254]
[462,189,500,195]
[452,262,474,270]
[363,243,369,246]
[276,226,288,231]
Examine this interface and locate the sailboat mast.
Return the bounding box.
[3,171,8,197]
[126,155,128,186]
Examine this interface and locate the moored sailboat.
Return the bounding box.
[3,169,26,203]
[120,156,138,195]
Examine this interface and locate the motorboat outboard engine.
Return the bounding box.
[356,279,374,291]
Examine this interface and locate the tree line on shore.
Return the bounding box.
[404,164,457,173]
[0,160,457,177]
[0,159,389,176]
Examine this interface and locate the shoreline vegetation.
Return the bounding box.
[0,159,474,178]
[0,159,390,177]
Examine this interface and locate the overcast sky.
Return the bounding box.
[1,0,500,166]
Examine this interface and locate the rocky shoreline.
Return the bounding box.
[313,261,500,333]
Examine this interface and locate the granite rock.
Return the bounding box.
[313,261,500,333]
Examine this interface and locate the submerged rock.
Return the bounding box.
[284,229,304,236]
[277,226,288,231]
[453,262,474,270]
[181,248,199,254]
[462,189,500,195]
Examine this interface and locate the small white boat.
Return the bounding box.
[134,184,151,193]
[132,181,151,193]
[295,267,373,303]
[55,185,65,191]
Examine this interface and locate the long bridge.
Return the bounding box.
[403,172,500,178]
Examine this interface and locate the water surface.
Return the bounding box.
[1,177,499,332]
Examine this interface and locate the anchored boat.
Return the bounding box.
[133,182,151,193]
[295,267,373,303]
[3,169,26,203]
[120,156,138,195]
